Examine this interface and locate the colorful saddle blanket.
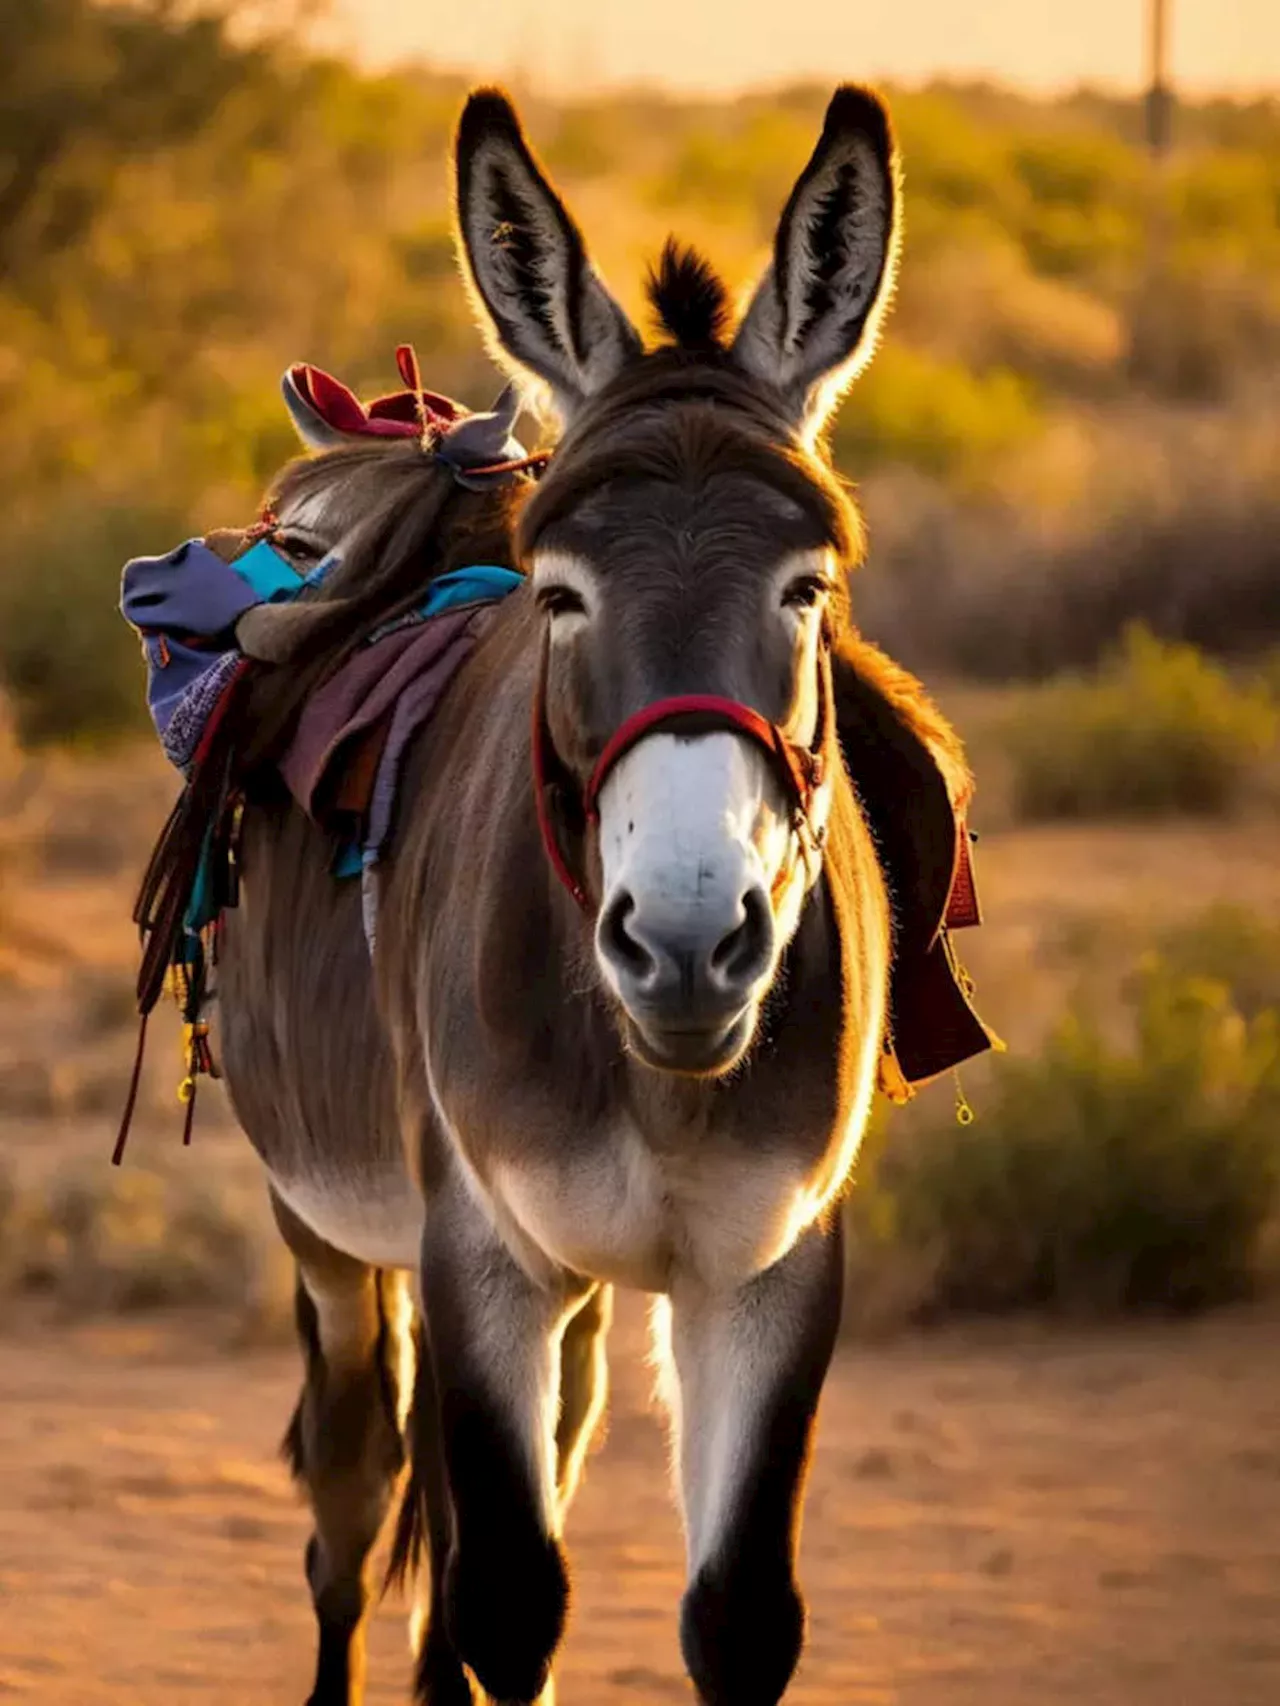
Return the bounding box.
[122,532,518,791]
[121,535,522,943]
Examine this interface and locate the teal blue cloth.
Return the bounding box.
[229,538,307,604]
[421,565,523,615]
[332,843,364,879]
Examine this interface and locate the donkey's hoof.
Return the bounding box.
[415,1633,475,1706]
[446,1534,567,1704]
[681,1562,804,1706]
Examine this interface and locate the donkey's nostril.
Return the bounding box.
[710,885,773,990]
[599,890,656,980]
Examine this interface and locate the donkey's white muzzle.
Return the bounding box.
[593,732,790,1072]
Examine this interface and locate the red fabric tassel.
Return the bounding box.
[181,1076,198,1147]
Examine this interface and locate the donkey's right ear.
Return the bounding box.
[454,89,642,423]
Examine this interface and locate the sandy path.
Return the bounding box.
[2,1296,1279,1704]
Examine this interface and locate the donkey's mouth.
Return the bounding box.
[623,1005,756,1077]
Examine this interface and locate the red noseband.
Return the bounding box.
[584,695,825,823]
[532,644,831,914]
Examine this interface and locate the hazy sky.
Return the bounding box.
[318,0,1280,96]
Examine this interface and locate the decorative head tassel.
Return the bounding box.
[396,343,435,451]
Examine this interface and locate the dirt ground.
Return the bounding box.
[3,1292,1279,1706]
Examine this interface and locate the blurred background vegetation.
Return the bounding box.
[2,0,1279,742]
[0,0,1277,1332]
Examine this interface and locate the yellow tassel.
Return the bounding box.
[177,1021,197,1104]
[953,1070,974,1126]
[878,1044,916,1106]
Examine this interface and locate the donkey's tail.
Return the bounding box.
[384,1315,434,1596]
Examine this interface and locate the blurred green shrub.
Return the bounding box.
[891,231,1126,393]
[0,5,1276,719]
[1002,627,1278,819]
[545,105,622,179]
[834,344,1042,482]
[849,955,1280,1318]
[1158,906,1280,1021]
[1255,649,1280,702]
[647,106,816,235]
[1010,131,1144,281]
[0,501,182,748]
[857,469,1280,682]
[1128,263,1280,401]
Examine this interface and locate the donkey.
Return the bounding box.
[215,85,981,1706]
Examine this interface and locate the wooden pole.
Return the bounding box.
[1131,0,1174,384]
[1145,0,1173,156]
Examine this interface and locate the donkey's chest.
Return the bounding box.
[491,1126,819,1293]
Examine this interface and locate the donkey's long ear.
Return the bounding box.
[731,86,900,441]
[454,89,642,422]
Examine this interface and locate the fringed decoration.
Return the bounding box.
[114,662,252,1162]
[177,1017,217,1148]
[112,1011,150,1166]
[181,1085,198,1147]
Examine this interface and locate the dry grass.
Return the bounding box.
[845,897,1280,1333]
[847,951,1280,1325]
[1001,629,1279,821]
[855,399,1280,680]
[0,1158,292,1337]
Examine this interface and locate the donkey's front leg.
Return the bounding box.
[666,1217,844,1706]
[418,1174,582,1706]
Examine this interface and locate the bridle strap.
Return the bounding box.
[533,646,831,915]
[531,632,590,911]
[584,693,825,824]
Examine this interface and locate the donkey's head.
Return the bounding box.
[456,88,900,1075]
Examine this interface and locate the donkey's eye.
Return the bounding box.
[276,532,326,565]
[782,575,830,611]
[537,584,588,619]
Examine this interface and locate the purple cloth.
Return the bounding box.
[278,606,494,859]
[161,649,245,773]
[122,538,302,772]
[123,539,269,636]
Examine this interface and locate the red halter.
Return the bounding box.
[532,641,832,914]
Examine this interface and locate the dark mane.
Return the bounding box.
[646,240,733,350]
[241,442,521,766]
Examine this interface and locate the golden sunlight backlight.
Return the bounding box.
[319,0,1280,95]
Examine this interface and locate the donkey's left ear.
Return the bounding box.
[454,89,642,423]
[731,86,900,441]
